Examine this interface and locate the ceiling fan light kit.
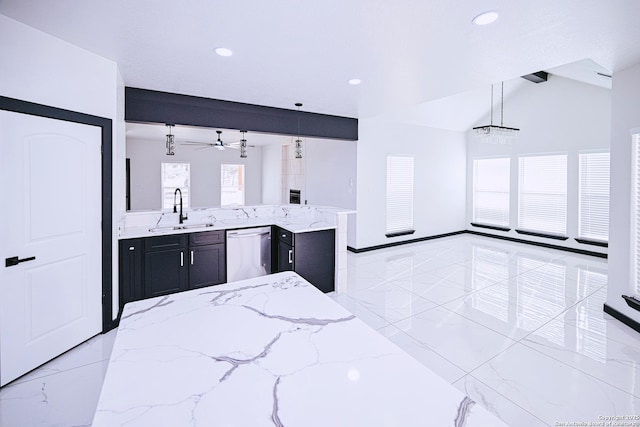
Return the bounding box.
[473,81,520,145]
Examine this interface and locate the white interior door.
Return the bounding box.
[0,110,102,386]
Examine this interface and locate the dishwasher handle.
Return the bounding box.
[227,231,271,238]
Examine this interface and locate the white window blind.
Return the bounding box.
[578,152,610,241]
[473,158,510,227]
[518,154,567,235]
[386,156,414,235]
[633,134,640,294]
[221,164,245,206]
[161,163,190,210]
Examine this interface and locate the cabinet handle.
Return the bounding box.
[180,251,184,267]
[129,246,135,251]
[288,249,293,264]
[191,250,194,265]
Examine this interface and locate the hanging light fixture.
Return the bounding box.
[473,82,519,144]
[165,124,175,155]
[294,102,303,159]
[239,130,247,158]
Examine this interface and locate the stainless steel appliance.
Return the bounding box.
[226,227,272,282]
[289,189,301,204]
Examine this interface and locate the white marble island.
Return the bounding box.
[93,272,506,427]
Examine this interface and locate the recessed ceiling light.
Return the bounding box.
[472,10,500,26]
[348,78,362,85]
[215,47,233,57]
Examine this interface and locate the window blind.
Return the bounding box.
[518,154,567,235]
[578,152,610,241]
[473,158,510,227]
[386,156,414,235]
[633,134,640,294]
[161,163,190,210]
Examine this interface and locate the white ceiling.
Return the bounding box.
[1,0,638,120]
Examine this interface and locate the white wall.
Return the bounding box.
[0,14,123,320]
[355,117,467,249]
[466,76,611,253]
[127,138,263,210]
[305,139,357,209]
[607,62,640,323]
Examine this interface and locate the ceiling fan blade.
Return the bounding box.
[180,141,214,146]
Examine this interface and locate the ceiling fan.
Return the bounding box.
[180,130,253,151]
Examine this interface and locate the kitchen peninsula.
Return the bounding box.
[92,271,506,426]
[117,205,353,308]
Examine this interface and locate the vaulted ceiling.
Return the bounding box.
[1,0,638,119]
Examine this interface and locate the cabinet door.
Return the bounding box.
[278,241,294,272]
[189,243,226,289]
[294,229,335,293]
[144,248,188,298]
[119,238,143,311]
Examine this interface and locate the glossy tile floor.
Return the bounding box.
[2,234,639,426]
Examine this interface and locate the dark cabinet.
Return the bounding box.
[119,238,143,312]
[118,230,226,311]
[275,227,335,293]
[144,234,188,298]
[278,241,294,271]
[189,230,226,288]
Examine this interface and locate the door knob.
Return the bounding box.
[5,256,36,267]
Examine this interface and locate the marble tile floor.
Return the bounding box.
[1,234,639,427]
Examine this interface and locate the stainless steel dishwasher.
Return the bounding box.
[226,226,272,282]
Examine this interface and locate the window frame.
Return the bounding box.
[577,151,610,243]
[161,162,190,211]
[220,163,245,207]
[472,157,511,230]
[385,155,415,237]
[517,153,568,238]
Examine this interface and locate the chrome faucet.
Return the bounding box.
[173,188,188,224]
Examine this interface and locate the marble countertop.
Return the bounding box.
[118,204,355,239]
[92,272,505,427]
[119,217,336,239]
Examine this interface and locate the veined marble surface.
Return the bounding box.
[92,272,505,427]
[119,204,355,239]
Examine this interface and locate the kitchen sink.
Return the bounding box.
[148,223,214,232]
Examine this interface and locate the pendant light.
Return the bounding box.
[165,124,175,155]
[472,82,519,144]
[295,102,303,159]
[240,130,247,158]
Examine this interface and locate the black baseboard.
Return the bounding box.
[347,229,607,258]
[604,303,640,334]
[347,230,466,253]
[466,230,607,258]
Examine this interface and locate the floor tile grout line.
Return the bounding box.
[515,335,640,400]
[454,372,553,427]
[1,358,110,391]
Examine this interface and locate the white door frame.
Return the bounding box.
[0,96,113,335]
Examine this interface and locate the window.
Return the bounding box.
[386,156,414,236]
[472,157,510,227]
[633,133,640,294]
[578,152,610,242]
[518,154,567,235]
[221,164,245,206]
[161,163,190,210]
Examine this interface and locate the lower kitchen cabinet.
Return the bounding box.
[118,230,226,310]
[276,227,335,293]
[119,238,143,312]
[189,230,226,288]
[144,234,189,298]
